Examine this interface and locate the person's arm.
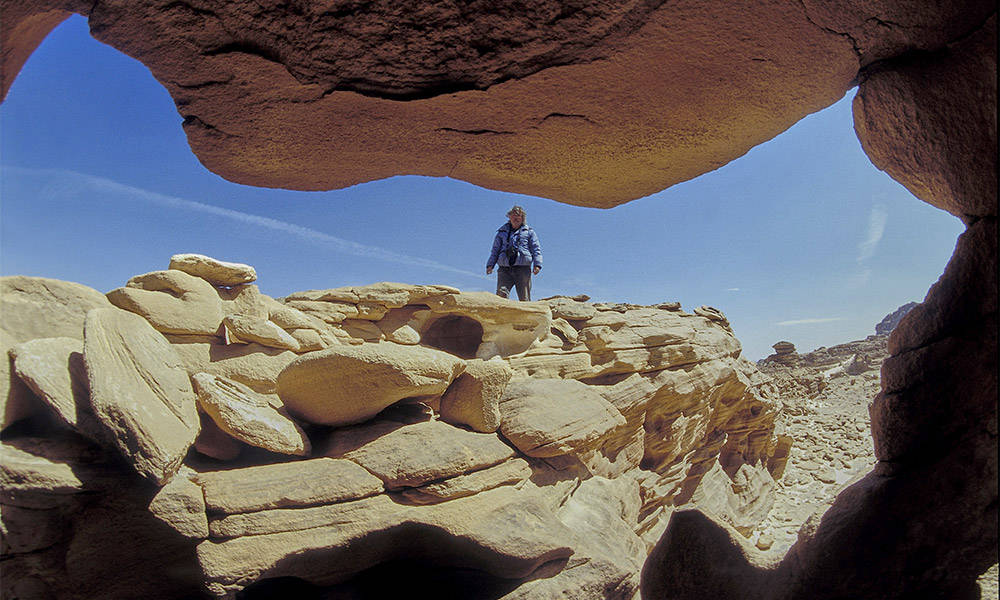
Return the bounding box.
[486,232,502,273]
[529,230,542,274]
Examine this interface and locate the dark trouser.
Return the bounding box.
[496,266,532,301]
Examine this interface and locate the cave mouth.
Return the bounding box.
[236,560,522,600]
[421,315,484,359]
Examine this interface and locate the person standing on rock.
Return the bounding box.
[486,205,542,301]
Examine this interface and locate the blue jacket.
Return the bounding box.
[487,223,543,270]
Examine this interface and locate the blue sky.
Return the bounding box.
[1,15,964,360]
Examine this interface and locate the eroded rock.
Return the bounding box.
[84,308,199,484]
[276,344,465,426]
[192,373,310,456]
[169,253,256,286]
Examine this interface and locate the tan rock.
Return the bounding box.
[276,344,465,426]
[83,308,199,484]
[282,300,350,324]
[196,485,574,597]
[285,283,458,308]
[222,314,300,351]
[327,419,515,490]
[217,284,269,320]
[401,457,532,504]
[439,358,511,433]
[0,502,68,554]
[148,470,209,539]
[545,297,598,321]
[169,253,257,286]
[192,373,310,456]
[168,337,297,394]
[0,436,118,509]
[340,318,384,342]
[0,276,111,343]
[2,329,40,430]
[499,379,626,458]
[10,337,104,442]
[286,328,329,351]
[265,297,327,330]
[196,457,383,514]
[689,462,776,536]
[422,292,551,358]
[193,413,243,461]
[550,317,581,345]
[106,270,224,336]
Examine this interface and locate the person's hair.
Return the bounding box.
[507,205,526,223]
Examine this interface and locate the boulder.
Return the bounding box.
[276,344,465,426]
[325,419,516,490]
[499,379,626,458]
[192,373,310,456]
[148,469,209,539]
[222,314,300,351]
[9,337,104,442]
[0,276,111,342]
[196,458,384,514]
[83,308,199,484]
[168,253,257,286]
[106,270,224,336]
[439,358,511,433]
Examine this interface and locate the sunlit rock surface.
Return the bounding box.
[1,257,784,598]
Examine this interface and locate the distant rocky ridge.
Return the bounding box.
[1,253,786,599]
[753,308,998,600]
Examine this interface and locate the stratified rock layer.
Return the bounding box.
[1,261,784,598]
[83,308,199,484]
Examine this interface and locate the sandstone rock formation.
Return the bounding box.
[1,258,786,598]
[2,1,995,597]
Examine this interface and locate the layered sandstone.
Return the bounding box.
[1,256,784,598]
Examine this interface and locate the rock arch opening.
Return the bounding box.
[421,315,484,359]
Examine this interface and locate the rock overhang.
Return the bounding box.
[3,1,992,207]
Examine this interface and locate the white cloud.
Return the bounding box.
[776,317,847,326]
[858,204,888,263]
[726,287,741,292]
[16,167,486,280]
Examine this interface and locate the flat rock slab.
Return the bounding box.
[285,283,458,308]
[326,419,516,490]
[276,344,465,426]
[169,253,257,286]
[499,378,626,458]
[10,337,104,442]
[192,373,310,456]
[0,276,111,342]
[197,485,574,598]
[84,308,199,484]
[400,457,532,505]
[196,457,384,515]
